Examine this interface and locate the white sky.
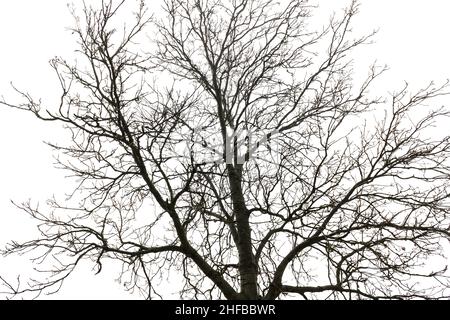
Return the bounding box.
[0,0,449,299]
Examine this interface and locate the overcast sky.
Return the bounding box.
[0,0,449,299]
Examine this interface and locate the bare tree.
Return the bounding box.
[1,0,450,300]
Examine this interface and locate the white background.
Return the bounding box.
[0,0,449,299]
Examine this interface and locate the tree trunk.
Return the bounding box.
[227,164,258,299]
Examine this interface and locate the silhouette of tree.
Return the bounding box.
[2,0,450,299]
